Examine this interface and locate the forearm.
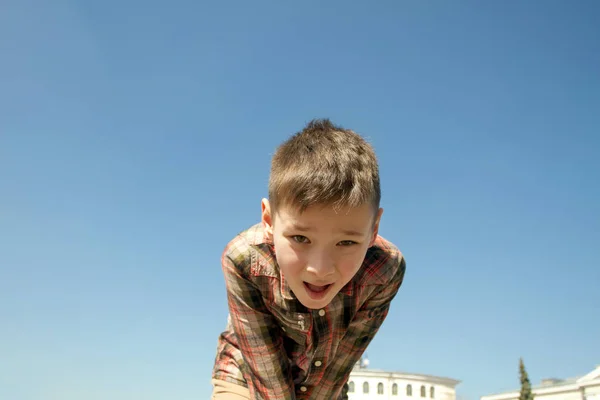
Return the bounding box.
[223,254,297,399]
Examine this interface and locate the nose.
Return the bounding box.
[306,251,335,279]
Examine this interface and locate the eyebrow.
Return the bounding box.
[290,224,312,232]
[339,229,365,237]
[290,224,364,237]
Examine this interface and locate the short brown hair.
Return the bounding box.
[268,118,381,216]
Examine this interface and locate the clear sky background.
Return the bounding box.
[1,1,599,399]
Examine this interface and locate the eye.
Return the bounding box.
[291,235,310,244]
[338,240,358,246]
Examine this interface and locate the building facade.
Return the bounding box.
[348,357,461,400]
[480,365,600,400]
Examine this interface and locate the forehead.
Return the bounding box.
[274,202,374,233]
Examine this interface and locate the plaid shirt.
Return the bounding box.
[212,223,406,399]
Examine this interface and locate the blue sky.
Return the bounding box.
[1,0,599,399]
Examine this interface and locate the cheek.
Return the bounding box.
[336,252,367,279]
[274,242,305,273]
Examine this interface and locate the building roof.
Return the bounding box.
[348,356,461,387]
[577,365,600,383]
[481,365,600,400]
[350,368,461,387]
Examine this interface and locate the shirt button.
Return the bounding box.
[318,309,325,316]
[300,386,307,392]
[314,360,322,367]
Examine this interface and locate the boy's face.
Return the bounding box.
[261,199,383,310]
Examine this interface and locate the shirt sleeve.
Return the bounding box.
[326,255,407,399]
[222,252,297,400]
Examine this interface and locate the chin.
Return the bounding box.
[299,298,331,310]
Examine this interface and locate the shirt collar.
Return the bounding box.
[340,281,354,296]
[279,270,296,301]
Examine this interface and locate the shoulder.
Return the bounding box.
[356,235,406,286]
[221,223,276,277]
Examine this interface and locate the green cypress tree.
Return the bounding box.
[519,358,534,400]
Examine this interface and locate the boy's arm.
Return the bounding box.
[327,255,406,399]
[222,253,296,400]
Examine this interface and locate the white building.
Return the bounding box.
[348,357,461,400]
[480,365,600,400]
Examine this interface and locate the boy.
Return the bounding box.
[211,119,406,399]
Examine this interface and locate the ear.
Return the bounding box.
[261,198,274,240]
[369,207,384,247]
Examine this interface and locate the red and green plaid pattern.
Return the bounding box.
[212,223,406,399]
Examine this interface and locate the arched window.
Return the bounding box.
[348,381,354,393]
[407,384,413,396]
[392,383,398,395]
[364,382,370,394]
[430,387,435,398]
[378,382,384,394]
[421,385,426,397]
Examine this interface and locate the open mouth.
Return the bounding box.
[303,282,333,299]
